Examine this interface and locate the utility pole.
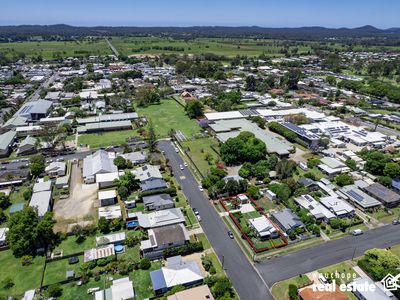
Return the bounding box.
[352,247,357,260]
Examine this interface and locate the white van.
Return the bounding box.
[352,229,364,236]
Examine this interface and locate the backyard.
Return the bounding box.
[136,99,201,138]
[0,250,45,298]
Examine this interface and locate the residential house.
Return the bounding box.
[167,285,214,300]
[123,151,147,165]
[131,208,185,229]
[339,185,381,211]
[83,150,117,183]
[17,136,37,155]
[319,196,355,218]
[96,172,120,189]
[142,193,174,211]
[271,209,305,233]
[94,277,134,300]
[294,194,335,222]
[150,256,204,295]
[350,277,393,300]
[140,178,168,192]
[318,157,350,177]
[29,191,52,217]
[141,224,190,259]
[249,216,279,239]
[362,183,400,208]
[98,205,122,220]
[0,130,16,157]
[45,161,66,177]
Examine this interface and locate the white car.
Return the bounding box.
[174,147,179,153]
[180,164,184,170]
[184,162,188,167]
[196,214,202,222]
[198,185,204,192]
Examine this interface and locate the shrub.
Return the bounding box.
[139,258,151,270]
[2,277,14,289]
[46,284,63,298]
[288,284,299,300]
[20,255,33,266]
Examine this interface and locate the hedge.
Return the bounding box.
[139,187,177,198]
[163,241,203,258]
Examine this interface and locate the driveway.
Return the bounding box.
[54,162,97,222]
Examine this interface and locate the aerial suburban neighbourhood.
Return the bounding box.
[0,1,400,300]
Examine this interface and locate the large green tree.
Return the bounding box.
[185,100,204,119]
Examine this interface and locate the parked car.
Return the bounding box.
[228,231,234,239]
[68,257,79,264]
[180,164,184,170]
[352,229,364,236]
[196,214,202,222]
[198,185,204,192]
[175,147,179,153]
[319,275,328,284]
[392,219,400,225]
[184,162,188,167]
[192,208,199,215]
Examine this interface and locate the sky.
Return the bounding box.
[1,0,399,28]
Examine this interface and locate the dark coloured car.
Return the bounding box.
[68,257,79,264]
[228,231,234,239]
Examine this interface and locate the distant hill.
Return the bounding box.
[0,24,400,41]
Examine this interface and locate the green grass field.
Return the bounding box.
[112,37,308,58]
[181,137,220,177]
[78,129,139,149]
[0,250,45,298]
[54,235,96,256]
[0,39,111,60]
[136,99,201,138]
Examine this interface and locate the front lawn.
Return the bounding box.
[78,129,139,149]
[271,274,312,300]
[0,250,45,298]
[136,99,201,138]
[318,261,359,284]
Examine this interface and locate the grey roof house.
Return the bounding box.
[0,130,16,157]
[142,193,174,211]
[83,150,117,183]
[140,178,168,192]
[271,209,305,233]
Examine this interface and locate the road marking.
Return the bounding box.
[180,175,186,180]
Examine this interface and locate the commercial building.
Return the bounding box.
[76,112,139,125]
[77,120,132,134]
[318,157,350,177]
[209,119,293,156]
[15,100,52,121]
[280,122,320,148]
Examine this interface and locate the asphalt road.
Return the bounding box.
[359,120,400,137]
[158,140,273,300]
[257,223,400,286]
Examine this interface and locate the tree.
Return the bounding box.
[247,186,260,200]
[148,119,157,152]
[46,284,63,298]
[212,277,233,299]
[288,284,300,300]
[7,207,55,257]
[378,176,392,187]
[29,154,45,177]
[135,85,161,106]
[114,171,140,194]
[245,76,257,91]
[0,192,10,209]
[358,248,400,281]
[275,159,297,179]
[98,217,110,234]
[185,100,204,118]
[345,159,357,171]
[117,186,129,199]
[113,156,127,169]
[269,183,291,202]
[384,162,400,178]
[335,174,354,187]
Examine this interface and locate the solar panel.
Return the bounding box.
[347,189,364,203]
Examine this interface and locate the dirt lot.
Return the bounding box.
[53,162,97,231]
